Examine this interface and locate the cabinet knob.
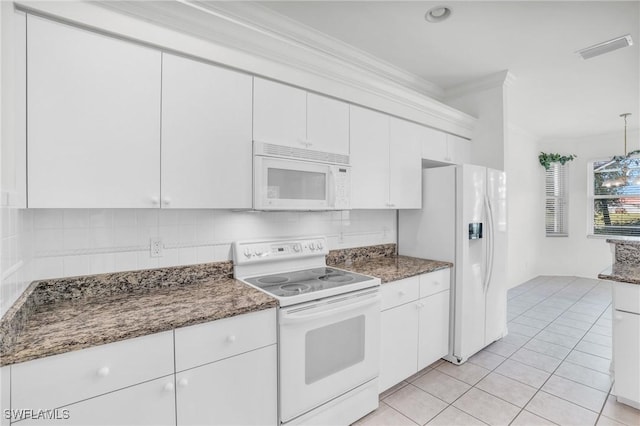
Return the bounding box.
[163,382,175,392]
[96,366,110,377]
[162,197,171,206]
[178,378,189,388]
[227,335,237,343]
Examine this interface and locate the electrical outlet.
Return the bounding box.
[150,238,163,258]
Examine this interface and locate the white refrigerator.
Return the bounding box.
[399,164,507,364]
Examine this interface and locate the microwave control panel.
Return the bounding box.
[333,166,351,210]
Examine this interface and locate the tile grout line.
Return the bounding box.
[507,280,613,425]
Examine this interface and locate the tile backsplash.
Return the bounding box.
[1,207,33,316]
[29,209,396,282]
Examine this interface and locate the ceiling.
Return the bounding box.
[260,1,640,140]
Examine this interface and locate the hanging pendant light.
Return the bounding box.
[600,113,639,188]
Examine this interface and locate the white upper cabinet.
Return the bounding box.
[253,77,306,147]
[161,54,253,209]
[350,107,422,209]
[389,118,422,209]
[27,16,161,208]
[306,92,350,155]
[421,127,449,162]
[350,106,390,209]
[447,134,471,164]
[253,78,349,154]
[422,127,471,165]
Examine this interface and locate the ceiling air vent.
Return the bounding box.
[577,35,634,59]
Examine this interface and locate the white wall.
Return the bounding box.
[28,209,396,282]
[445,75,509,171]
[535,130,640,277]
[505,125,542,288]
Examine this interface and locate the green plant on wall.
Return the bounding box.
[538,152,577,170]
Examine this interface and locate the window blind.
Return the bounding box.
[545,163,568,237]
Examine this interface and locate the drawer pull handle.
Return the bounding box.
[227,335,237,343]
[178,378,189,388]
[398,290,406,297]
[163,382,175,392]
[97,366,110,377]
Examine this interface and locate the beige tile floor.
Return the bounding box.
[354,276,640,426]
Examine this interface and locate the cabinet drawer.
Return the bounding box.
[613,282,640,314]
[174,308,276,372]
[381,276,420,311]
[12,331,174,411]
[419,269,451,298]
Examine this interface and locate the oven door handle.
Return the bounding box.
[280,291,380,325]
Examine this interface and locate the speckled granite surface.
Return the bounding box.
[599,264,640,285]
[606,239,640,265]
[0,262,276,367]
[328,245,451,283]
[326,244,396,265]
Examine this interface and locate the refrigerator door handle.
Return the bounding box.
[485,196,496,293]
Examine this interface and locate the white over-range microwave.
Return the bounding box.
[253,142,351,211]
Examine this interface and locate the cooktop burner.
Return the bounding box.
[244,267,374,299]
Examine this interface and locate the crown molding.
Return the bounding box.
[445,70,517,100]
[15,0,476,137]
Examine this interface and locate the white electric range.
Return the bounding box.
[233,236,381,425]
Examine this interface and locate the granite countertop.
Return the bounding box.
[0,262,277,367]
[327,245,452,283]
[0,243,451,367]
[598,264,640,285]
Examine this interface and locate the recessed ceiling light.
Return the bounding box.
[425,6,452,23]
[576,35,634,59]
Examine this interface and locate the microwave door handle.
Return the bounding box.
[328,168,337,208]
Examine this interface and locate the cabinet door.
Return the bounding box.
[418,290,450,370]
[421,127,449,163]
[19,376,176,426]
[613,310,640,406]
[161,54,252,208]
[27,16,161,208]
[306,93,349,155]
[350,106,390,209]
[447,134,471,165]
[176,345,277,426]
[379,303,419,392]
[389,118,422,208]
[253,77,306,148]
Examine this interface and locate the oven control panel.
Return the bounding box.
[233,237,328,264]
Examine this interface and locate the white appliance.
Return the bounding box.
[253,142,351,210]
[399,165,507,364]
[233,236,380,425]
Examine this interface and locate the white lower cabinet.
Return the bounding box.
[612,282,640,409]
[7,309,278,425]
[379,269,451,392]
[176,345,277,425]
[20,376,176,426]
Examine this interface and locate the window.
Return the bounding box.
[545,163,569,236]
[590,158,640,237]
